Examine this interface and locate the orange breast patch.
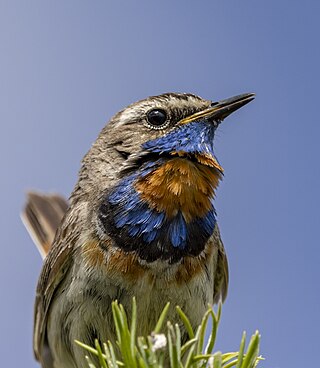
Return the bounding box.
[82,238,147,280]
[82,235,217,286]
[135,157,222,222]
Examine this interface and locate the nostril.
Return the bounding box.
[211,101,219,107]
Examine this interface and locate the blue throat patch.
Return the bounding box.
[142,121,218,158]
[99,121,220,261]
[108,170,217,249]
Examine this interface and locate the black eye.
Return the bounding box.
[146,109,167,128]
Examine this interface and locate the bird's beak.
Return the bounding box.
[179,93,255,125]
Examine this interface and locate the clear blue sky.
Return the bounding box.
[1,1,319,367]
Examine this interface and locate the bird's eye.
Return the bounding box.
[146,109,168,129]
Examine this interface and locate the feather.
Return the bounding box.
[21,192,68,258]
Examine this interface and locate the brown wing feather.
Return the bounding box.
[213,226,229,304]
[33,201,82,366]
[21,192,69,258]
[33,241,73,365]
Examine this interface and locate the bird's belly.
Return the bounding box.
[47,241,218,368]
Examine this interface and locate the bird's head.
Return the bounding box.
[79,92,254,262]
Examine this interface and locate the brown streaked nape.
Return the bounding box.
[21,192,69,259]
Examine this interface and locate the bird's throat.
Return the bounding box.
[135,157,221,222]
[99,156,222,262]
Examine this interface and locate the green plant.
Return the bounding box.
[76,298,263,368]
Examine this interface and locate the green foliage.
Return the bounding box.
[75,298,263,368]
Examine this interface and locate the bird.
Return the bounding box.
[22,92,254,368]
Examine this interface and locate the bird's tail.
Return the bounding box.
[21,192,69,259]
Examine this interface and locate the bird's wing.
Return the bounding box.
[33,205,80,366]
[213,226,229,304]
[21,192,69,258]
[33,242,71,366]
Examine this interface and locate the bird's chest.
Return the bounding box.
[99,157,221,263]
